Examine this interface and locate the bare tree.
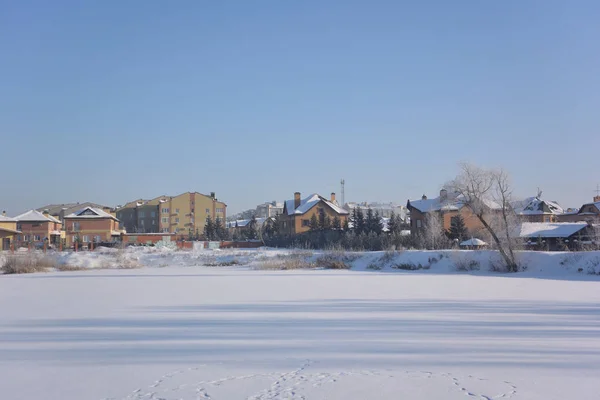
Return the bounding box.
[424,211,448,250]
[445,163,520,272]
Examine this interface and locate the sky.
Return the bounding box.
[1,0,599,215]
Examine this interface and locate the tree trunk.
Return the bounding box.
[477,215,518,272]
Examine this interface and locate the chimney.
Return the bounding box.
[440,189,448,201]
[294,192,301,209]
[594,195,600,202]
[331,192,336,203]
[1,210,6,217]
[422,194,427,200]
[210,192,216,199]
[43,209,49,215]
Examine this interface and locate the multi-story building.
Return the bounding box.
[255,201,284,218]
[63,207,123,247]
[157,192,227,235]
[280,192,349,235]
[116,197,163,233]
[118,192,227,236]
[13,210,63,247]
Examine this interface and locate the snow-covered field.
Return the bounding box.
[1,248,600,399]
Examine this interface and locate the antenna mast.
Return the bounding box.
[340,179,345,206]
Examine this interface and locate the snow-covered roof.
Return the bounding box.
[64,207,118,221]
[226,218,267,228]
[409,193,501,213]
[518,222,589,238]
[460,238,487,246]
[14,210,61,223]
[514,197,564,215]
[0,214,16,222]
[284,194,349,216]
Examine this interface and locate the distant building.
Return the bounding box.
[255,201,284,218]
[344,201,408,220]
[280,192,349,235]
[118,192,227,236]
[557,195,600,224]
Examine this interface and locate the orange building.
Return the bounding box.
[14,210,62,247]
[63,207,123,247]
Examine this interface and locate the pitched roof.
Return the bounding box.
[284,194,349,216]
[0,215,16,222]
[513,197,564,215]
[64,207,119,221]
[14,210,61,223]
[36,202,112,216]
[518,222,588,238]
[408,193,501,213]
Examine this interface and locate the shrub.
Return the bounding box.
[314,254,350,270]
[560,253,584,266]
[452,252,480,271]
[56,264,87,272]
[392,262,430,271]
[366,263,382,270]
[2,253,57,274]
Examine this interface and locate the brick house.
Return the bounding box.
[407,189,497,237]
[557,196,600,224]
[63,207,123,247]
[13,210,62,247]
[513,196,564,223]
[280,192,349,235]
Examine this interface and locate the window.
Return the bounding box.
[175,218,180,223]
[151,220,156,225]
[544,216,551,223]
[17,235,22,241]
[302,219,310,227]
[24,235,29,241]
[82,235,89,243]
[94,235,101,242]
[73,222,81,231]
[150,211,156,217]
[206,208,210,214]
[161,217,168,223]
[416,219,422,228]
[34,235,41,241]
[191,201,195,205]
[139,211,145,218]
[162,228,170,233]
[16,224,22,230]
[162,208,169,214]
[140,219,145,226]
[175,208,180,214]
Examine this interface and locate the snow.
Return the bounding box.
[1,248,600,399]
[0,215,16,222]
[514,197,564,216]
[519,222,588,238]
[65,206,117,220]
[13,209,61,223]
[285,194,349,216]
[460,238,487,246]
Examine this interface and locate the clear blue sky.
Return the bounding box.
[1,0,599,215]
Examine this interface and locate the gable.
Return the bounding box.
[80,209,100,216]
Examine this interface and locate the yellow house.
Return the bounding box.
[0,212,20,251]
[280,192,349,235]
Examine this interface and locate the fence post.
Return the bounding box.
[43,241,47,253]
[75,241,78,252]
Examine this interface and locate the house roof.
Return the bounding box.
[14,210,61,223]
[226,218,267,228]
[0,215,16,222]
[36,202,112,217]
[576,201,600,214]
[518,222,589,238]
[513,197,564,215]
[64,207,119,221]
[284,194,349,216]
[408,193,501,213]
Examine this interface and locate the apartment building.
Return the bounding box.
[116,197,163,233]
[157,192,227,235]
